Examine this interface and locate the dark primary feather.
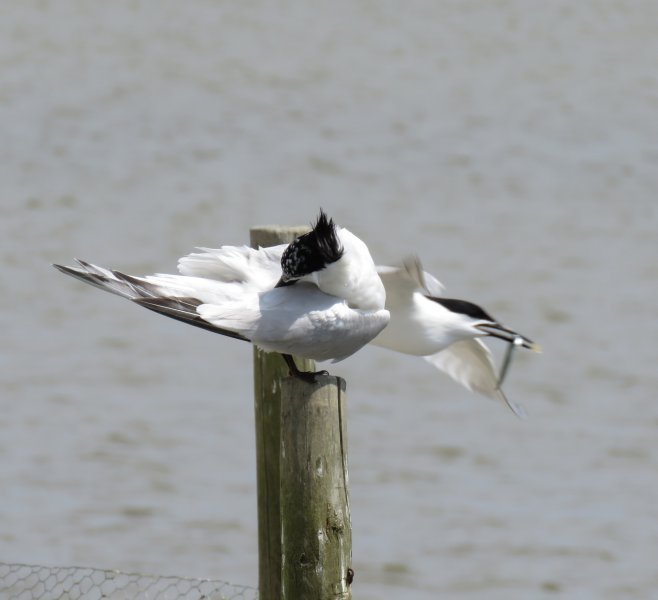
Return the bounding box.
[54,261,250,342]
[112,271,162,298]
[53,263,100,286]
[133,297,249,341]
[426,296,496,322]
[280,209,344,281]
[53,263,134,299]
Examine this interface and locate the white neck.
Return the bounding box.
[308,228,385,310]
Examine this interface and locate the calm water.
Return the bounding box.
[2,2,658,599]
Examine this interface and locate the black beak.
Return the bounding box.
[275,276,296,288]
[475,323,541,352]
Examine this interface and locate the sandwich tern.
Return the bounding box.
[177,245,539,416]
[54,211,390,382]
[372,258,540,417]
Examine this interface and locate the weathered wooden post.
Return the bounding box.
[250,226,352,600]
[280,376,351,599]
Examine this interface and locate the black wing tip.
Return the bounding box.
[132,296,250,343]
[53,262,88,278]
[131,295,203,314]
[53,259,96,276]
[112,270,144,287]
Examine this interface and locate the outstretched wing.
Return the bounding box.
[424,339,526,418]
[376,256,445,303]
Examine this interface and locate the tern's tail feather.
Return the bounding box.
[424,339,527,418]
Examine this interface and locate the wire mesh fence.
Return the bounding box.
[0,562,258,600]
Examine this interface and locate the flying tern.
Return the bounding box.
[372,258,539,417]
[54,211,390,381]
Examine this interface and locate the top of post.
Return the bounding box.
[250,225,311,248]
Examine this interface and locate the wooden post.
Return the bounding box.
[250,225,313,600]
[280,376,352,600]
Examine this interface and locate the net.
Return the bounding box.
[0,562,258,600]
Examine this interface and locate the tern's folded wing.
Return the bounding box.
[178,244,285,291]
[198,284,390,362]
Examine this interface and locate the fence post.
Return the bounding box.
[250,225,352,600]
[280,376,352,600]
[250,225,314,600]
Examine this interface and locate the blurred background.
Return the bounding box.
[1,2,657,599]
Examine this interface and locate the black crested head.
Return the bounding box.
[279,209,344,283]
[426,296,496,322]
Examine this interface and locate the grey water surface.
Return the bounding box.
[2,2,658,599]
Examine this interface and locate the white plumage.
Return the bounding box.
[176,244,538,416]
[55,211,538,412]
[372,260,533,417]
[54,212,390,376]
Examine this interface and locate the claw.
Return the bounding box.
[282,354,329,383]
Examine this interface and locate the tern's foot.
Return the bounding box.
[292,369,330,384]
[282,354,329,383]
